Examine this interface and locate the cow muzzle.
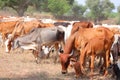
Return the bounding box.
[61,70,67,74]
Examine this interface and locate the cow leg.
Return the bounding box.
[97,56,102,67]
[90,54,95,79]
[53,43,59,63]
[104,50,110,76]
[1,34,6,47]
[5,39,12,53]
[32,50,39,63]
[1,39,4,47]
[99,55,107,75]
[99,56,105,74]
[80,49,86,74]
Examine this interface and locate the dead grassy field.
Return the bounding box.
[0,46,116,80]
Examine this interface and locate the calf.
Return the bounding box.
[70,58,82,78]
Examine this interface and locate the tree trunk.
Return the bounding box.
[17,9,25,16]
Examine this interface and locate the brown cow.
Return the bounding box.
[70,36,114,79]
[80,36,113,78]
[69,58,82,78]
[59,27,114,78]
[75,27,114,77]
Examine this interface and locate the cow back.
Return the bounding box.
[74,27,114,50]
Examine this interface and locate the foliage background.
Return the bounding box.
[0,0,119,24]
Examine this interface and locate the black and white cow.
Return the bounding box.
[110,34,120,80]
[112,60,120,80]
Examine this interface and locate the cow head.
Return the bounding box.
[70,58,82,78]
[59,53,70,74]
[69,58,77,67]
[59,52,73,74]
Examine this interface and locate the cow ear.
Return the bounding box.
[59,48,64,53]
[58,45,64,53]
[58,50,64,56]
[60,50,64,53]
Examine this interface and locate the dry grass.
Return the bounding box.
[0,46,116,80]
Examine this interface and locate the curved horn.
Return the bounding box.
[69,50,74,57]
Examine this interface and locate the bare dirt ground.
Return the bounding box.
[0,46,116,80]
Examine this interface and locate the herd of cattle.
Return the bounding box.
[0,16,120,80]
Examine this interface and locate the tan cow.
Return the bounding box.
[0,18,22,47]
[5,19,55,53]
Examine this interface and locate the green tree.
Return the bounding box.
[67,0,74,5]
[32,0,50,12]
[47,0,71,16]
[72,2,87,18]
[0,0,33,16]
[0,0,74,16]
[86,0,114,23]
[118,6,120,13]
[117,6,120,24]
[33,0,74,13]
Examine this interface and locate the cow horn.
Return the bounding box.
[69,50,74,57]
